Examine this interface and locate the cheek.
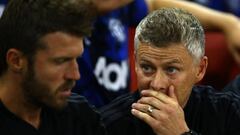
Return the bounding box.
[174,69,196,87]
[34,65,64,89]
[172,73,196,106]
[136,70,151,90]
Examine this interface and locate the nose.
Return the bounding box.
[150,71,169,92]
[65,60,81,81]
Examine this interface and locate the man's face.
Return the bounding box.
[21,32,83,109]
[135,43,207,107]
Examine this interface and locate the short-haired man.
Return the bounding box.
[101,8,240,135]
[0,0,105,135]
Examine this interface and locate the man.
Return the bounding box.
[100,8,240,135]
[73,0,240,108]
[0,0,106,135]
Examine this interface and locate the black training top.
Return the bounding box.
[100,85,240,135]
[0,93,106,135]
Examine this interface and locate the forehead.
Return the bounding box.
[136,43,194,65]
[38,32,84,55]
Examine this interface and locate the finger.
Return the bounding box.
[131,108,158,127]
[132,107,168,130]
[132,102,164,116]
[168,85,178,100]
[132,103,151,114]
[141,90,172,104]
[137,96,165,111]
[132,102,168,119]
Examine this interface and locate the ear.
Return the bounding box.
[6,49,27,73]
[134,53,138,73]
[195,56,208,83]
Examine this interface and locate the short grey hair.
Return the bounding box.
[134,8,205,63]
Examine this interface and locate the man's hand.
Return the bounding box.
[131,86,189,135]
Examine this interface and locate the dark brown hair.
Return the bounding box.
[0,0,96,76]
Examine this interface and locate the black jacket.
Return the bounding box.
[0,93,106,135]
[100,85,240,135]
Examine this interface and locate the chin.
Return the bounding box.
[48,100,68,110]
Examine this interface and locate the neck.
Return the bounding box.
[0,76,42,129]
[8,98,42,129]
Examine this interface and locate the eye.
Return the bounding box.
[53,58,70,65]
[140,64,155,74]
[166,67,179,75]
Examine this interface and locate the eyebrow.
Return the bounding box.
[164,59,183,65]
[140,56,183,64]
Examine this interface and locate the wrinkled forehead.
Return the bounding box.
[136,42,189,56]
[136,43,195,65]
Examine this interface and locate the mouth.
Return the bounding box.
[57,81,75,98]
[58,88,72,98]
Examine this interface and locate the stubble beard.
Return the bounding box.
[20,64,68,110]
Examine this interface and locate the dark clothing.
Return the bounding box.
[0,93,106,135]
[223,74,240,94]
[100,85,240,135]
